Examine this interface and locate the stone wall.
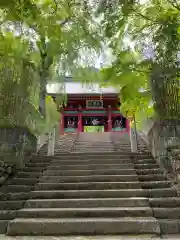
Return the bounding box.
[0,160,14,186]
[0,126,37,169]
[140,119,180,174]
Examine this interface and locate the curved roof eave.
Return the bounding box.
[47,83,118,94]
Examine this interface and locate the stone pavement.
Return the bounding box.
[0,235,180,240]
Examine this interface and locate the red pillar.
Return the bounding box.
[78,112,83,132]
[60,113,64,134]
[108,107,112,132]
[126,119,130,134]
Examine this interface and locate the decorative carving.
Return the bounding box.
[92,118,99,126]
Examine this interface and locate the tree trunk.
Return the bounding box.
[39,77,46,117]
[39,48,53,118]
[39,53,47,117]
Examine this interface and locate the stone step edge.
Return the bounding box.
[6,181,171,188]
[6,217,160,235]
[18,207,153,211]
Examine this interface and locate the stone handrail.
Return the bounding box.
[37,133,49,153]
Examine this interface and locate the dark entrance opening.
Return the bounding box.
[82,116,108,132]
[112,115,126,130]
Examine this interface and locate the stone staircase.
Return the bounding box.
[111,132,149,153]
[37,133,77,156]
[71,133,115,153]
[0,132,180,235]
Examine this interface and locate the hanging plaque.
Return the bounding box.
[86,100,103,108]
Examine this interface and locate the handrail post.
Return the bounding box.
[47,127,55,156]
[130,113,138,153]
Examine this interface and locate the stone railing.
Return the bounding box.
[37,133,49,153]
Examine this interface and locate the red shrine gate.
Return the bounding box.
[58,93,130,134]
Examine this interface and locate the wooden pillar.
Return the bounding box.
[108,105,112,132]
[78,112,82,132]
[126,119,130,134]
[60,113,64,134]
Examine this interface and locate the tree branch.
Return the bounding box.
[53,0,58,13]
[60,18,70,27]
[130,7,158,23]
[166,0,180,11]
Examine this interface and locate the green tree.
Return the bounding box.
[0,0,101,133]
[95,0,180,123]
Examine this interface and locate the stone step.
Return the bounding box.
[30,158,52,163]
[71,148,115,150]
[16,172,43,178]
[138,174,166,181]
[9,178,39,185]
[159,219,180,234]
[0,210,16,220]
[141,181,172,189]
[7,217,160,235]
[0,192,29,201]
[71,151,116,153]
[74,145,113,147]
[25,198,149,208]
[71,149,115,152]
[23,167,47,172]
[71,141,112,146]
[136,169,163,175]
[0,185,33,192]
[47,163,135,170]
[42,169,136,176]
[29,188,177,199]
[0,201,25,210]
[153,208,180,219]
[149,197,180,207]
[72,149,115,151]
[43,151,151,156]
[26,163,50,168]
[0,220,8,234]
[44,153,151,158]
[74,142,113,145]
[135,159,155,164]
[135,164,159,169]
[35,181,142,190]
[39,174,139,183]
[38,174,170,186]
[16,207,153,218]
[54,156,136,160]
[51,159,134,165]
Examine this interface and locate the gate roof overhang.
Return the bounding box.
[47,82,118,95]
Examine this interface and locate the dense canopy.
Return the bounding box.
[0,0,180,134]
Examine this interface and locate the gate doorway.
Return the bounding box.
[84,126,104,132]
[82,116,107,132]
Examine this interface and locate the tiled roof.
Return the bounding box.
[47,82,118,94]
